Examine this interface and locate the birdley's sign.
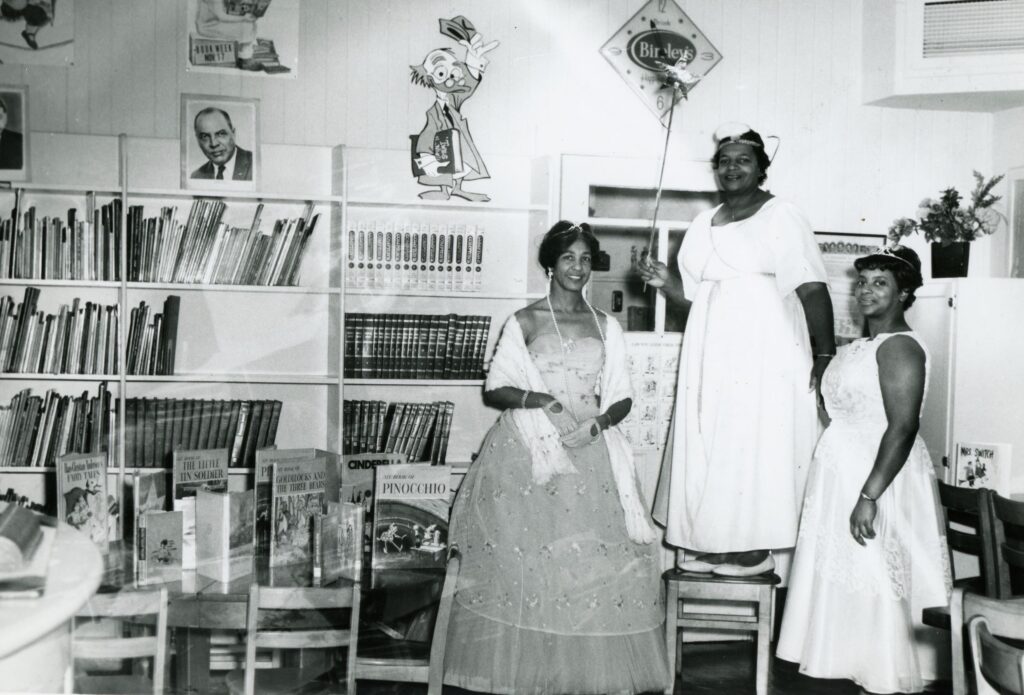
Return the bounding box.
[600,0,722,123]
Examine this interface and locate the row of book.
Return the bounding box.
[342,399,454,464]
[124,296,180,375]
[0,288,180,375]
[0,384,111,468]
[126,200,318,286]
[345,222,485,291]
[121,397,282,469]
[344,313,491,380]
[0,199,123,281]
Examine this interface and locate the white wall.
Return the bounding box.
[2,0,998,261]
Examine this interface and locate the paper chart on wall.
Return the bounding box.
[621,332,681,455]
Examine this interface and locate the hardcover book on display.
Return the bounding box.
[313,502,364,587]
[196,489,255,583]
[954,441,1012,494]
[55,452,109,552]
[254,448,339,558]
[339,452,405,541]
[130,470,169,579]
[137,511,183,585]
[371,464,450,578]
[172,448,229,570]
[269,458,327,568]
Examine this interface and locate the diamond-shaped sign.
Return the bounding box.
[600,0,722,124]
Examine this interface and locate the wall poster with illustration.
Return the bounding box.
[815,232,886,344]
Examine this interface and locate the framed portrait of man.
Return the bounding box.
[0,85,29,182]
[180,94,260,191]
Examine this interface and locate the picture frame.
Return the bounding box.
[0,85,29,183]
[180,94,260,192]
[814,231,886,344]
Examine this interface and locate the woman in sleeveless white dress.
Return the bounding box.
[777,246,951,693]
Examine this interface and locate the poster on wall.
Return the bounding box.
[600,0,721,124]
[180,94,260,192]
[815,232,886,344]
[409,15,499,203]
[186,0,299,77]
[0,84,28,183]
[0,0,73,66]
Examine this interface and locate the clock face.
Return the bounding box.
[600,0,722,123]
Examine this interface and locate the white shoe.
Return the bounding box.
[711,554,775,577]
[676,558,718,573]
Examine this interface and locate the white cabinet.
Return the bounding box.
[909,278,1024,493]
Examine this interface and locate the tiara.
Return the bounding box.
[872,246,917,270]
[716,136,763,150]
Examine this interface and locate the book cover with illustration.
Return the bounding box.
[269,458,327,568]
[314,502,364,586]
[196,489,255,582]
[254,448,338,558]
[954,442,1012,494]
[138,511,183,585]
[130,470,169,578]
[340,452,405,536]
[56,452,109,552]
[172,448,230,570]
[371,464,450,577]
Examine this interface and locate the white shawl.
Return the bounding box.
[486,313,657,544]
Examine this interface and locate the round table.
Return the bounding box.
[0,521,103,693]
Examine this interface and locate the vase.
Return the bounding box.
[931,242,970,278]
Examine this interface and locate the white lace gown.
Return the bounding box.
[776,332,952,694]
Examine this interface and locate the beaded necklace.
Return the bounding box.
[545,289,605,421]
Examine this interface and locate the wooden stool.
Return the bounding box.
[663,568,781,695]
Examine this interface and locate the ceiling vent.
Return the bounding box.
[923,0,1024,57]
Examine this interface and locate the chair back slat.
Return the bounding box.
[992,493,1024,599]
[948,528,983,554]
[970,618,1024,695]
[255,629,352,650]
[255,583,357,610]
[73,636,159,660]
[936,482,999,597]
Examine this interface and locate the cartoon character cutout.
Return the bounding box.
[410,15,498,203]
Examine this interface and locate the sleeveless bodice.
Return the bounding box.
[822,332,930,429]
[527,333,603,420]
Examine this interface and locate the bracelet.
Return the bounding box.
[520,390,531,409]
[815,353,836,358]
[859,491,876,502]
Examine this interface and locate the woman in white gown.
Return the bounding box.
[641,123,836,575]
[777,245,951,693]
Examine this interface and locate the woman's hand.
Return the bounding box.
[636,258,670,288]
[561,417,601,448]
[849,497,877,546]
[542,399,578,436]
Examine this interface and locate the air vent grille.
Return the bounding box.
[923,0,1024,57]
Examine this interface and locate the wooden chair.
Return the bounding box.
[963,592,1024,694]
[225,582,361,695]
[70,587,169,695]
[992,492,1024,599]
[663,568,780,695]
[355,546,461,695]
[927,484,999,695]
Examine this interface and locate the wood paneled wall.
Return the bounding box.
[0,0,999,252]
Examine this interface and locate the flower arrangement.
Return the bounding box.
[888,171,1005,246]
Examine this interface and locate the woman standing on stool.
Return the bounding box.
[640,123,835,576]
[777,246,951,693]
[444,221,669,695]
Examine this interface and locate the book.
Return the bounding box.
[313,502,364,587]
[0,503,43,571]
[196,489,255,583]
[225,0,273,19]
[269,458,327,568]
[254,448,337,559]
[55,452,108,552]
[370,464,450,578]
[130,470,168,579]
[137,510,183,585]
[172,448,229,570]
[433,129,463,176]
[954,441,1012,494]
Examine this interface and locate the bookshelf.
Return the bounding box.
[336,146,553,470]
[0,133,344,516]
